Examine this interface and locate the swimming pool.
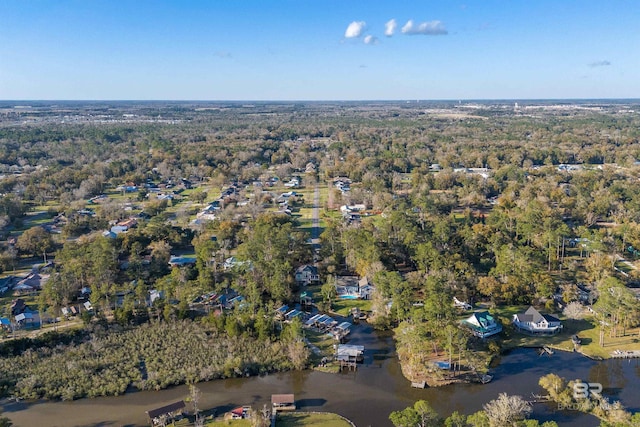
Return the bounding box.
[339,295,359,300]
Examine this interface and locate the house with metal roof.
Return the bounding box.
[513,306,563,335]
[461,311,502,338]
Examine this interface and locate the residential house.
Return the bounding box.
[10,299,26,316]
[513,306,563,334]
[284,176,301,188]
[223,256,239,270]
[0,317,12,331]
[340,204,366,215]
[110,218,137,235]
[226,406,250,420]
[15,273,48,292]
[15,310,40,327]
[305,162,316,173]
[102,230,117,239]
[461,311,503,338]
[168,256,197,267]
[453,296,472,310]
[0,276,16,295]
[295,265,319,285]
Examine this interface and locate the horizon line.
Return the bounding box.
[2,98,640,103]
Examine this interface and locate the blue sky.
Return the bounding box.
[0,0,638,100]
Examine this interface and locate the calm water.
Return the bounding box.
[3,323,639,427]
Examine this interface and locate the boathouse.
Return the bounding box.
[271,394,296,412]
[146,400,186,426]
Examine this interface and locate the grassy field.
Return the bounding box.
[276,412,353,427]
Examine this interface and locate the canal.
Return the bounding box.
[2,323,639,426]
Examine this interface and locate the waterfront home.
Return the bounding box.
[335,344,365,363]
[295,264,319,285]
[461,311,502,338]
[226,406,250,420]
[333,321,352,340]
[513,306,563,334]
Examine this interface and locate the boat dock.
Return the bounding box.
[611,350,640,359]
[336,344,364,371]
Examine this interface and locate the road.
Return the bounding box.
[311,183,321,257]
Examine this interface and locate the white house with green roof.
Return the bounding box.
[461,311,503,338]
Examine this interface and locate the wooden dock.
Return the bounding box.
[339,359,358,371]
[611,350,640,359]
[411,381,426,389]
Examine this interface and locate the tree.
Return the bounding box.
[538,373,572,406]
[563,301,586,320]
[466,410,490,427]
[445,411,467,427]
[390,400,440,427]
[0,410,11,427]
[594,276,640,339]
[414,400,441,427]
[16,226,54,262]
[189,384,203,427]
[390,406,420,427]
[320,276,337,311]
[482,393,532,427]
[251,405,270,427]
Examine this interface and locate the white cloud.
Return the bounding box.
[345,21,366,38]
[364,35,379,45]
[401,20,448,35]
[588,60,611,68]
[384,19,397,37]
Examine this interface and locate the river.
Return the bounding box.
[2,323,639,427]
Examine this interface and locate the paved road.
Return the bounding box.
[311,183,321,255]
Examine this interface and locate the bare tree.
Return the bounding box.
[189,384,203,427]
[482,393,532,427]
[563,301,586,320]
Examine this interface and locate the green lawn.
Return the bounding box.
[305,329,335,356]
[204,419,251,427]
[331,298,372,317]
[276,412,353,427]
